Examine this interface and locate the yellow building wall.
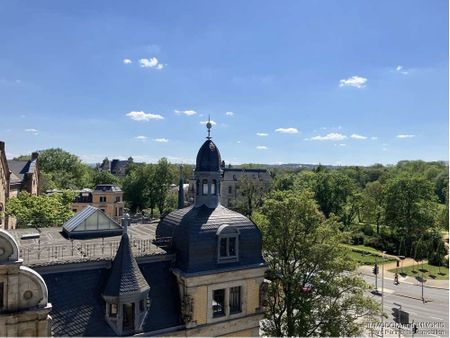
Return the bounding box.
[246,279,260,314]
[192,286,208,325]
[221,328,257,337]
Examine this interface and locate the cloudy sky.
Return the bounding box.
[0,0,448,165]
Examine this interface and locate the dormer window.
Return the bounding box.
[202,179,208,195]
[211,180,217,195]
[216,224,239,263]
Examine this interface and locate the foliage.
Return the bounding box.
[257,190,381,337]
[91,170,121,187]
[361,181,384,234]
[38,148,92,190]
[6,191,76,227]
[232,174,266,218]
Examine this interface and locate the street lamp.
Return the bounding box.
[381,250,386,338]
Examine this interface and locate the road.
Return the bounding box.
[361,274,449,337]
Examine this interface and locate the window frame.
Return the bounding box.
[216,224,239,263]
[202,179,209,195]
[207,282,246,324]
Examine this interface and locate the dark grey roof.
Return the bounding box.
[103,233,150,298]
[156,204,264,273]
[223,168,269,173]
[42,260,182,336]
[195,140,221,172]
[110,160,129,175]
[7,160,31,182]
[95,184,122,192]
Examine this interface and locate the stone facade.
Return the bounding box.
[71,184,125,222]
[0,142,9,229]
[0,230,52,337]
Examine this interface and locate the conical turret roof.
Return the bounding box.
[103,232,150,299]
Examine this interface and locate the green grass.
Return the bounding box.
[348,250,396,266]
[344,244,381,254]
[389,263,449,280]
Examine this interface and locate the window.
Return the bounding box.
[202,179,208,195]
[139,299,145,312]
[211,180,217,195]
[119,208,123,216]
[196,180,200,195]
[72,209,77,213]
[109,303,118,317]
[115,196,121,202]
[100,196,107,203]
[228,186,232,194]
[229,286,241,314]
[212,289,225,317]
[216,224,239,263]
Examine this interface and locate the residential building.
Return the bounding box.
[6,124,266,336]
[71,184,125,222]
[0,142,9,229]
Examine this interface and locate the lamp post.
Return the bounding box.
[381,251,386,338]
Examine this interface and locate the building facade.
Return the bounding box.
[0,229,52,336]
[71,184,125,222]
[0,142,10,229]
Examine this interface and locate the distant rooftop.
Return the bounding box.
[8,222,164,268]
[95,184,122,192]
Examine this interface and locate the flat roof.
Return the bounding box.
[8,222,166,268]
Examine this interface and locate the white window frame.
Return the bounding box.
[216,224,239,263]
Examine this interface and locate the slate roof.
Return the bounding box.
[156,204,264,273]
[7,160,31,182]
[103,232,150,298]
[42,260,182,336]
[94,184,122,192]
[195,139,221,172]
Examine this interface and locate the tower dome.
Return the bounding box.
[195,139,221,172]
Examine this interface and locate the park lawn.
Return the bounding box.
[344,244,382,254]
[389,263,449,280]
[348,250,396,266]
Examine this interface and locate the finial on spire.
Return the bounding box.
[122,213,130,234]
[206,115,212,140]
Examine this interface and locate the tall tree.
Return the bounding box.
[154,158,176,215]
[38,148,92,190]
[233,174,266,218]
[91,170,121,187]
[383,174,437,250]
[362,181,384,234]
[257,190,380,337]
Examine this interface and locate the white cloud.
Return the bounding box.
[397,134,415,139]
[339,75,367,88]
[275,127,298,134]
[123,58,132,64]
[371,136,378,140]
[395,65,408,75]
[310,133,347,141]
[154,138,169,143]
[350,134,367,140]
[134,136,148,140]
[256,132,269,136]
[256,146,268,150]
[225,111,234,117]
[175,109,197,116]
[126,111,164,121]
[25,128,38,135]
[200,120,217,125]
[138,57,164,69]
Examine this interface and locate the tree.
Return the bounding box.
[154,158,176,215]
[362,181,384,234]
[233,174,266,218]
[383,174,437,252]
[38,148,92,190]
[91,170,120,187]
[257,190,380,337]
[122,164,150,212]
[6,191,76,227]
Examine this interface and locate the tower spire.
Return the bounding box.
[206,115,212,140]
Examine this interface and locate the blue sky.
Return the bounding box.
[0,0,448,165]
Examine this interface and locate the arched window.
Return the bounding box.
[202,179,209,195]
[216,224,239,263]
[211,179,217,195]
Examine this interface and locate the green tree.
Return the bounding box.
[91,170,121,187]
[233,174,266,218]
[383,174,437,251]
[122,164,149,212]
[257,190,380,337]
[6,191,76,227]
[362,181,385,234]
[154,158,176,215]
[38,148,92,190]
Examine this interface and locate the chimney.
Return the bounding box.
[177,165,185,209]
[0,141,4,152]
[31,152,39,161]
